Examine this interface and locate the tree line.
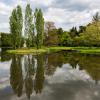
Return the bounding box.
[9,4,44,49]
[1,4,100,48]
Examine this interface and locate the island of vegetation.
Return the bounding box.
[0,3,100,54]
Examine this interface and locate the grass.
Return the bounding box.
[7,48,47,54]
[6,46,100,54]
[69,47,100,54]
[6,47,71,54]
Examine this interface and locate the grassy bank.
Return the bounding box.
[6,47,100,54]
[71,47,100,54]
[7,47,71,54]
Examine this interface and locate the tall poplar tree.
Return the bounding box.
[10,8,17,49]
[24,4,34,48]
[17,5,23,48]
[9,5,23,49]
[35,9,44,49]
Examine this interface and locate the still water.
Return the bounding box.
[0,50,100,100]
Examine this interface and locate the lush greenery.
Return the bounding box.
[1,3,100,53]
[24,4,34,48]
[7,47,100,54]
[0,33,12,47]
[9,5,23,49]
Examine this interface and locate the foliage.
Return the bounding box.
[69,26,78,38]
[35,9,44,49]
[1,33,12,47]
[45,29,59,46]
[9,5,23,49]
[24,4,34,48]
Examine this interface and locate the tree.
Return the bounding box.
[45,21,56,35]
[1,33,12,47]
[44,29,59,46]
[35,9,44,49]
[17,5,23,48]
[78,26,86,34]
[57,28,64,46]
[60,31,73,46]
[24,4,34,48]
[92,12,100,46]
[9,5,23,49]
[69,27,78,38]
[10,8,18,49]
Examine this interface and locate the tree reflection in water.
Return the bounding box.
[24,55,35,99]
[34,54,45,94]
[10,55,23,97]
[10,51,100,99]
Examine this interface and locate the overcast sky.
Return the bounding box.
[0,0,100,32]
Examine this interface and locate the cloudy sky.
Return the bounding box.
[0,0,100,32]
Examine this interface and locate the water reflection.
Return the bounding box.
[24,55,34,99]
[10,55,23,97]
[1,51,100,99]
[34,55,45,94]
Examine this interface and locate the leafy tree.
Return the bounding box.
[69,27,78,38]
[78,26,86,34]
[45,21,56,35]
[9,5,23,49]
[10,8,18,49]
[57,28,64,46]
[44,29,59,46]
[16,5,23,48]
[1,33,12,47]
[92,12,100,46]
[35,9,44,49]
[76,23,100,46]
[24,4,34,48]
[60,31,73,46]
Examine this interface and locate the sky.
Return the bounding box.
[0,0,100,33]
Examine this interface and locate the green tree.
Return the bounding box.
[24,4,34,48]
[92,12,100,46]
[69,27,78,38]
[57,28,64,46]
[16,5,23,48]
[10,8,18,49]
[9,5,23,49]
[1,33,12,47]
[60,31,73,46]
[44,29,59,46]
[35,9,44,49]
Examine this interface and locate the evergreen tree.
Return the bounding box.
[24,4,34,48]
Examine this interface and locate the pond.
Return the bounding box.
[0,49,100,100]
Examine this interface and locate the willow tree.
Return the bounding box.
[35,9,44,49]
[9,5,23,49]
[24,4,34,48]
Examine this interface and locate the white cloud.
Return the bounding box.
[0,2,12,16]
[1,0,100,32]
[0,23,9,30]
[44,7,92,29]
[30,0,54,6]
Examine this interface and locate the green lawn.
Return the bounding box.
[6,47,100,54]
